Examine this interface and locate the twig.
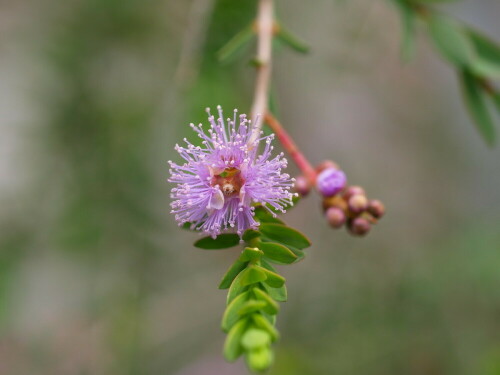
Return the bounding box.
[249,0,274,144]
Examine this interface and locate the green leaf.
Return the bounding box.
[276,23,310,54]
[239,247,264,262]
[252,313,280,341]
[246,346,274,372]
[216,23,255,63]
[428,14,476,67]
[223,319,248,362]
[260,267,286,288]
[241,328,271,350]
[222,291,249,332]
[259,241,298,264]
[459,69,496,146]
[219,260,248,289]
[259,223,311,250]
[395,1,416,62]
[227,271,250,304]
[240,265,268,287]
[253,288,280,315]
[468,29,500,79]
[493,94,500,115]
[242,229,261,242]
[254,206,284,224]
[194,234,240,249]
[238,300,267,316]
[261,282,287,302]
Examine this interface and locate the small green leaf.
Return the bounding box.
[253,288,280,315]
[276,23,310,54]
[223,319,248,362]
[240,265,268,287]
[222,291,249,332]
[238,300,267,316]
[261,282,287,302]
[242,229,261,242]
[428,14,476,67]
[493,94,500,114]
[254,206,284,224]
[219,260,248,289]
[259,241,298,264]
[217,23,255,63]
[241,328,271,350]
[259,223,311,250]
[246,346,274,372]
[194,234,240,249]
[468,29,500,79]
[239,247,264,262]
[252,313,280,341]
[395,1,416,62]
[227,271,250,304]
[260,267,286,288]
[459,69,496,146]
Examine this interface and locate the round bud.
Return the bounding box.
[316,160,340,173]
[316,168,347,197]
[326,207,346,228]
[348,217,371,236]
[294,175,311,197]
[348,194,368,214]
[367,199,385,219]
[343,185,366,201]
[322,195,348,212]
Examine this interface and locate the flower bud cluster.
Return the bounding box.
[294,160,385,237]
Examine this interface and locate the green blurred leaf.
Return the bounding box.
[253,287,280,315]
[241,328,271,350]
[222,291,249,332]
[259,241,298,264]
[252,313,280,341]
[242,229,261,242]
[194,233,240,249]
[468,29,500,79]
[239,247,264,262]
[395,1,417,62]
[247,346,274,372]
[259,223,311,250]
[240,265,268,287]
[219,259,248,289]
[459,70,496,146]
[216,23,255,63]
[238,300,268,316]
[261,281,287,302]
[254,206,284,224]
[227,270,250,304]
[259,266,285,288]
[224,319,248,361]
[275,23,310,54]
[428,14,476,67]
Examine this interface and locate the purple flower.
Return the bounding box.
[316,167,347,197]
[168,106,295,237]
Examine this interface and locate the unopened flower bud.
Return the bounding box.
[348,217,371,236]
[326,207,346,228]
[343,185,366,201]
[316,168,347,197]
[348,194,368,214]
[322,195,348,212]
[294,175,311,197]
[367,199,385,219]
[316,160,340,173]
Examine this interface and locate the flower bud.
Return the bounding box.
[316,168,347,197]
[348,194,368,214]
[294,175,311,197]
[367,199,385,219]
[348,217,371,236]
[315,160,340,173]
[342,185,366,201]
[326,207,346,228]
[322,195,348,212]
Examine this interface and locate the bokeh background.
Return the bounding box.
[1,0,500,374]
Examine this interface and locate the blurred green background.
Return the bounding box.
[1,0,500,374]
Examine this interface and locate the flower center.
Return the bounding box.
[212,167,244,197]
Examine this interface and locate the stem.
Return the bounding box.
[249,0,274,144]
[264,113,317,185]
